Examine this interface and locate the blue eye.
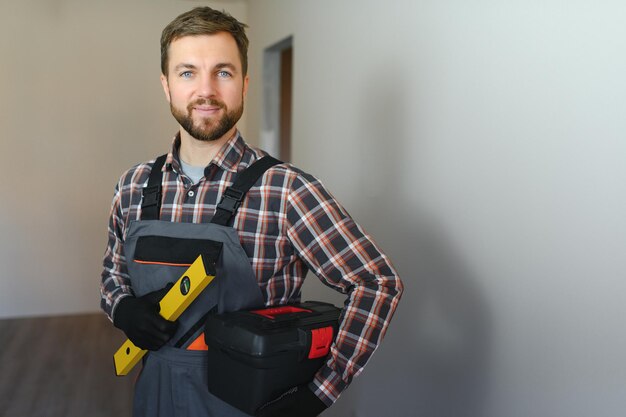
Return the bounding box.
[180,71,193,78]
[217,70,232,78]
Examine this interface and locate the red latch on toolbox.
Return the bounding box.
[308,326,334,359]
[251,306,312,319]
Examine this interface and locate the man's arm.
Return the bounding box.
[100,170,179,351]
[100,180,134,321]
[285,171,404,406]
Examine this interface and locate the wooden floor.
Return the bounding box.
[0,313,139,417]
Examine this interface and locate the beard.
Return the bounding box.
[170,96,244,142]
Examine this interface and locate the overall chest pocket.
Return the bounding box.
[130,235,223,297]
[134,235,223,267]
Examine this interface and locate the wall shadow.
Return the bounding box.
[325,66,493,417]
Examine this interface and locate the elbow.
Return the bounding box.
[394,275,404,300]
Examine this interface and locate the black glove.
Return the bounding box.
[256,385,328,417]
[113,283,179,351]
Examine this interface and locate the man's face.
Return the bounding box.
[160,33,249,142]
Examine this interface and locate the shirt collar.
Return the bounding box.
[164,130,246,174]
[211,130,247,173]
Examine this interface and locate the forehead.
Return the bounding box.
[167,33,241,70]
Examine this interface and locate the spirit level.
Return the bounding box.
[113,254,216,376]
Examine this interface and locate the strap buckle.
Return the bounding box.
[217,187,244,214]
[142,185,162,208]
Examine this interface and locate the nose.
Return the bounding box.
[197,75,216,98]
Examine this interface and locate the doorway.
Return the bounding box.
[261,36,293,162]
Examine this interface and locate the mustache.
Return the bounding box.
[188,98,225,110]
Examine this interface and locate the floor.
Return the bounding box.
[0,313,138,417]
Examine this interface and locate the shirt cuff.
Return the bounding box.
[309,365,350,407]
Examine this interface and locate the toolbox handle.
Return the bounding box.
[250,306,312,320]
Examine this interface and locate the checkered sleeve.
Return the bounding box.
[285,171,404,406]
[100,177,135,321]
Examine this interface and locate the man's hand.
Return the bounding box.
[113,283,179,351]
[256,385,327,417]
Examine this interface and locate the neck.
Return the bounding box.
[178,127,237,167]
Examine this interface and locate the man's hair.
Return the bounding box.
[160,7,249,76]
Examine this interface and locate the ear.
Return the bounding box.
[242,75,250,98]
[160,73,171,103]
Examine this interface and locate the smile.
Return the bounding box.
[193,106,221,114]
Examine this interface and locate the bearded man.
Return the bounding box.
[100,7,403,417]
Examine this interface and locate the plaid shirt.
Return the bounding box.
[100,132,403,406]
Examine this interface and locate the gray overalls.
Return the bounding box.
[124,154,280,417]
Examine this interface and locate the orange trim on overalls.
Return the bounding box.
[133,260,193,267]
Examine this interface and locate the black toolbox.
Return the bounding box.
[204,301,341,415]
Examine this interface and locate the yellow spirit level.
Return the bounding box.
[113,254,216,376]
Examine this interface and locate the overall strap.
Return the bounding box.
[141,154,167,221]
[211,156,282,226]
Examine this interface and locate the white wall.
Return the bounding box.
[0,0,248,318]
[245,1,626,416]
